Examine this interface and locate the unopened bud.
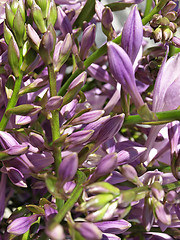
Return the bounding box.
[87,182,120,196]
[118,164,142,186]
[163,28,173,41]
[159,17,170,26]
[165,11,177,21]
[27,24,41,51]
[31,0,47,33]
[79,24,96,60]
[86,203,110,222]
[8,37,20,77]
[77,193,114,212]
[47,0,57,27]
[102,7,113,29]
[153,27,162,42]
[39,30,54,64]
[118,190,136,208]
[169,22,177,32]
[152,197,171,225]
[162,1,177,15]
[5,3,14,29]
[36,0,50,18]
[75,222,102,240]
[151,181,165,201]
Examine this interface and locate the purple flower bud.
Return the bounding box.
[151,181,165,201]
[29,132,45,151]
[6,166,27,187]
[39,30,54,65]
[54,33,72,72]
[119,164,142,186]
[102,233,121,240]
[162,1,177,14]
[27,24,41,51]
[107,42,144,108]
[102,7,113,29]
[69,71,87,89]
[172,36,180,47]
[57,6,72,36]
[87,182,120,195]
[166,190,177,204]
[152,197,171,225]
[79,24,96,60]
[142,197,154,231]
[118,190,136,208]
[95,114,124,146]
[90,153,117,183]
[46,224,65,240]
[72,110,104,125]
[44,204,58,221]
[5,144,28,156]
[46,96,63,111]
[121,5,143,63]
[65,130,94,146]
[117,146,147,165]
[87,63,116,86]
[95,220,131,234]
[7,214,39,235]
[58,152,78,185]
[75,222,102,240]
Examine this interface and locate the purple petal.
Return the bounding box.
[121,5,143,63]
[95,220,131,234]
[7,214,39,235]
[6,167,27,188]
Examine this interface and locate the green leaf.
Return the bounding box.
[106,2,133,11]
[73,0,95,28]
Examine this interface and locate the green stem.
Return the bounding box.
[48,64,61,176]
[0,48,23,131]
[49,171,86,228]
[58,0,168,96]
[142,0,169,25]
[144,0,153,17]
[124,109,180,126]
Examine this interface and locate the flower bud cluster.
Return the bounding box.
[147,1,180,43]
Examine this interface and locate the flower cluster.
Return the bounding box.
[0,0,180,239]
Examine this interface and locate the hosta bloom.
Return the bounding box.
[143,51,180,166]
[107,42,144,109]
